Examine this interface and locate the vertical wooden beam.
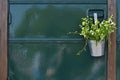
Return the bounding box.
[107,0,116,80]
[0,0,8,80]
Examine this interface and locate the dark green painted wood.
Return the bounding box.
[9,0,107,4]
[117,0,120,80]
[9,4,107,38]
[8,1,107,80]
[8,43,106,80]
[117,0,120,41]
[117,43,120,80]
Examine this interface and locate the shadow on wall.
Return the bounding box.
[9,43,106,80]
[9,44,66,80]
[14,5,84,38]
[9,5,106,80]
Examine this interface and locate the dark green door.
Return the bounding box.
[8,0,107,80]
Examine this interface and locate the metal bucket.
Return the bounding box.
[88,40,105,57]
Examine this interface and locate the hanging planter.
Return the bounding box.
[79,14,115,57]
[88,40,105,57]
[69,14,116,57]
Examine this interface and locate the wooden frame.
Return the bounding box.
[107,0,116,80]
[0,0,117,80]
[0,0,8,80]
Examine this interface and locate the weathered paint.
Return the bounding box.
[8,0,107,80]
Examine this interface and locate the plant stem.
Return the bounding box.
[76,39,88,55]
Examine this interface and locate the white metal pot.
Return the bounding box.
[88,40,105,57]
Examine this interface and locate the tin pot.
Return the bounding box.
[88,40,105,57]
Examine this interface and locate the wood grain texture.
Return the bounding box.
[0,0,8,80]
[107,0,116,80]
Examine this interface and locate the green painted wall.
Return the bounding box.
[8,0,107,80]
[117,0,120,80]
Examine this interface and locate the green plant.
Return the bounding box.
[69,15,116,55]
[80,16,116,44]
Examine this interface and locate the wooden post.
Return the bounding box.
[107,0,116,80]
[0,0,8,80]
